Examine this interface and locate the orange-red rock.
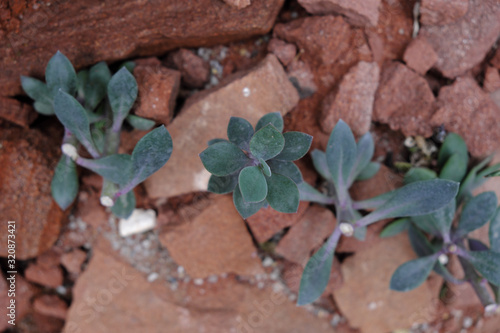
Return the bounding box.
[33,294,68,320]
[61,249,87,275]
[267,38,296,66]
[403,37,438,75]
[168,49,210,89]
[431,77,500,157]
[483,66,500,93]
[25,262,64,288]
[420,0,469,26]
[298,0,381,27]
[373,61,436,137]
[0,97,37,128]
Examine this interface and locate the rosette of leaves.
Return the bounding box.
[382,133,500,310]
[21,51,171,218]
[296,120,460,306]
[199,112,312,218]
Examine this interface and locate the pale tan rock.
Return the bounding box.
[144,54,299,199]
[33,294,68,320]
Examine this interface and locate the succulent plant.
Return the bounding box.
[199,112,312,218]
[382,133,500,312]
[296,120,459,305]
[21,51,172,218]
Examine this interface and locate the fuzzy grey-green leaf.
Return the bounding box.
[326,120,357,193]
[267,159,303,184]
[390,255,437,291]
[112,191,136,219]
[380,218,410,238]
[311,149,332,181]
[457,192,497,235]
[200,141,249,176]
[489,207,500,252]
[355,162,380,181]
[233,186,265,218]
[265,173,299,213]
[349,131,374,185]
[208,174,238,194]
[249,124,285,161]
[227,117,254,149]
[438,133,468,168]
[108,67,138,129]
[259,158,271,177]
[126,114,156,131]
[404,168,437,185]
[467,250,500,286]
[275,132,312,161]
[51,155,78,210]
[78,154,132,185]
[440,153,468,182]
[45,51,77,97]
[239,166,268,203]
[21,76,54,114]
[85,61,112,110]
[255,112,283,132]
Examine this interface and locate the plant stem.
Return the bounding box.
[458,256,496,307]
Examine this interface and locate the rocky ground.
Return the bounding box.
[1,0,500,332]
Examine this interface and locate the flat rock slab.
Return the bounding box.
[420,0,500,78]
[334,233,441,333]
[159,195,263,279]
[1,0,284,97]
[298,0,381,27]
[63,240,333,333]
[145,54,299,199]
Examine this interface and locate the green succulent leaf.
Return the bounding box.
[108,67,138,130]
[297,231,340,305]
[259,158,271,177]
[484,170,500,178]
[297,182,334,205]
[412,199,456,237]
[357,179,459,227]
[440,153,468,182]
[207,138,227,146]
[489,207,500,252]
[407,224,434,257]
[457,156,492,203]
[227,116,254,150]
[249,124,285,161]
[84,61,112,110]
[207,174,238,194]
[349,131,374,185]
[438,133,468,168]
[21,76,54,115]
[274,132,313,161]
[255,112,283,132]
[51,155,78,210]
[200,141,249,176]
[239,166,268,203]
[311,149,332,181]
[468,238,489,252]
[466,250,500,286]
[265,173,299,213]
[53,90,98,156]
[326,120,357,197]
[126,114,156,131]
[353,225,367,241]
[355,162,380,181]
[404,168,437,185]
[457,192,497,236]
[45,51,77,97]
[78,154,132,185]
[76,70,88,100]
[112,190,136,219]
[390,255,438,292]
[267,159,303,184]
[233,186,265,219]
[380,218,411,238]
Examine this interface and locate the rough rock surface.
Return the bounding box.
[334,233,441,333]
[420,0,469,26]
[373,62,436,137]
[159,196,263,278]
[144,54,299,198]
[0,127,66,259]
[222,0,252,9]
[286,60,317,98]
[267,38,296,66]
[246,201,309,243]
[420,0,500,78]
[1,0,284,97]
[276,205,336,266]
[0,97,37,127]
[0,274,35,331]
[320,61,379,136]
[431,77,500,157]
[350,164,403,203]
[483,66,500,93]
[33,294,68,320]
[168,49,210,88]
[25,261,64,288]
[297,0,381,27]
[133,61,180,124]
[403,37,438,75]
[61,249,88,276]
[63,241,333,333]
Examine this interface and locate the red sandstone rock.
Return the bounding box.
[0,274,35,330]
[246,201,309,243]
[350,164,403,203]
[297,0,381,27]
[1,0,285,97]
[0,127,66,259]
[403,37,438,75]
[267,38,296,66]
[320,61,379,136]
[483,66,500,93]
[33,294,68,320]
[168,49,210,88]
[222,0,251,9]
[286,59,317,98]
[159,196,263,278]
[431,77,500,157]
[420,0,500,78]
[61,249,87,275]
[25,262,64,288]
[144,54,299,199]
[133,61,180,125]
[373,61,436,137]
[0,97,37,127]
[420,0,469,26]
[276,205,336,265]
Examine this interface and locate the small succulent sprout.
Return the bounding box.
[296,120,459,306]
[21,52,171,218]
[200,112,312,218]
[385,132,500,309]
